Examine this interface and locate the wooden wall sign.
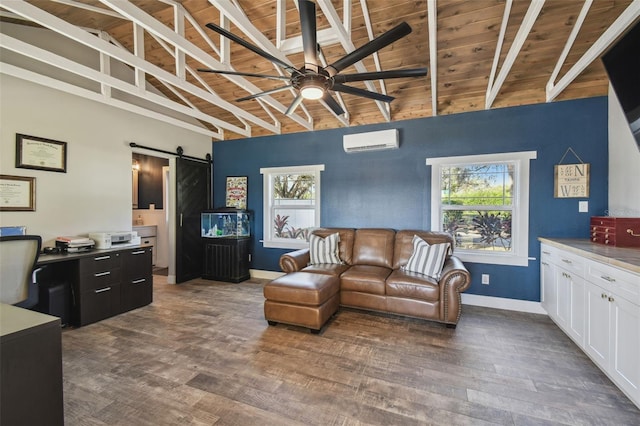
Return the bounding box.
[554,163,590,198]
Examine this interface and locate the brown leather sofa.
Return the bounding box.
[264,228,471,332]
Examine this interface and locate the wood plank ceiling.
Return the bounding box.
[1,0,638,141]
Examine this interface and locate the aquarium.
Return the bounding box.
[201,208,250,238]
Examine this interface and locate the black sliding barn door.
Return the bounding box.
[175,157,211,283]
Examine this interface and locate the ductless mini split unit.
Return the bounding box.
[343,129,399,153]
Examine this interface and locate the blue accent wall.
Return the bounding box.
[213,97,608,302]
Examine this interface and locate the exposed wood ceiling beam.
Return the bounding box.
[1,0,279,136]
[208,0,313,129]
[485,0,545,110]
[0,62,221,139]
[0,34,234,138]
[316,0,390,122]
[487,0,512,109]
[98,0,301,133]
[546,0,640,102]
[546,0,592,99]
[427,0,437,116]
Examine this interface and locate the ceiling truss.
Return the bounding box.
[1,1,638,141]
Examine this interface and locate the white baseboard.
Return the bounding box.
[462,293,546,314]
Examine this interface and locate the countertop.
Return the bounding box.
[0,303,60,338]
[538,238,640,275]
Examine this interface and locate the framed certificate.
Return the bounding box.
[225,176,247,209]
[15,133,67,173]
[0,175,36,211]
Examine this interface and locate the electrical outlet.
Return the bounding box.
[481,274,490,285]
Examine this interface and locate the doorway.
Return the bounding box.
[132,153,170,276]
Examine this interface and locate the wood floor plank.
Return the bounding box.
[60,277,640,425]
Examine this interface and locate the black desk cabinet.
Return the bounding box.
[203,238,251,282]
[121,247,153,312]
[72,247,153,326]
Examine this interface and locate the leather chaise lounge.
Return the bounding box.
[263,228,472,333]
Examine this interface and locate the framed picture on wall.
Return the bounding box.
[0,175,36,211]
[15,133,67,173]
[225,176,247,209]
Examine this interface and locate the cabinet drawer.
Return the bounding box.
[587,261,640,305]
[555,249,585,277]
[78,284,121,326]
[79,253,121,276]
[80,267,121,292]
[540,244,556,263]
[121,277,153,312]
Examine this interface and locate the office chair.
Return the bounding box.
[0,235,42,309]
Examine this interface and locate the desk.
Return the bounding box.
[37,245,153,327]
[0,303,64,426]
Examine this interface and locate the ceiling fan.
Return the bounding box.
[198,0,428,116]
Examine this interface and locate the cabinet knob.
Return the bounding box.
[608,296,615,303]
[601,293,607,299]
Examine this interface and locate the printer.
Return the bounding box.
[89,231,140,249]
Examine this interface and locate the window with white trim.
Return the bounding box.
[427,151,536,266]
[260,164,324,249]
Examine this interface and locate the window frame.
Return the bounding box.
[260,164,324,249]
[426,151,537,267]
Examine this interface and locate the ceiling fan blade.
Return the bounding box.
[205,23,293,72]
[321,92,345,116]
[325,22,412,77]
[285,94,304,116]
[333,68,428,83]
[332,83,395,103]
[236,85,293,102]
[197,68,290,81]
[299,0,319,71]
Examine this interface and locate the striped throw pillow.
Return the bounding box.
[309,232,341,265]
[402,235,450,279]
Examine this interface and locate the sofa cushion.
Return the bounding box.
[312,228,356,265]
[302,263,351,276]
[340,264,391,295]
[386,269,439,302]
[309,232,341,264]
[352,228,395,269]
[403,235,450,279]
[393,230,454,269]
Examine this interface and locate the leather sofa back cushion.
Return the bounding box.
[352,228,396,269]
[393,230,454,269]
[312,228,355,265]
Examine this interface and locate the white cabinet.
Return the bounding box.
[585,264,640,404]
[540,248,556,315]
[540,245,586,346]
[540,241,640,409]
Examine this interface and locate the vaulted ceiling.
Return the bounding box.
[1,1,638,141]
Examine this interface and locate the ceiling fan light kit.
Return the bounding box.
[200,0,428,116]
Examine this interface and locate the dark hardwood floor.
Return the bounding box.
[62,277,640,425]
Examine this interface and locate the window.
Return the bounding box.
[260,164,324,249]
[427,151,536,266]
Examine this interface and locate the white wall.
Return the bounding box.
[0,75,211,276]
[608,85,640,216]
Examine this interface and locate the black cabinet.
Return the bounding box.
[121,247,153,312]
[71,247,153,326]
[75,252,122,326]
[1,305,64,426]
[203,238,251,283]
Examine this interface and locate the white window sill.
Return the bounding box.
[455,251,531,267]
[262,240,309,250]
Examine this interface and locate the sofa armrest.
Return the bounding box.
[279,248,310,272]
[439,256,471,324]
